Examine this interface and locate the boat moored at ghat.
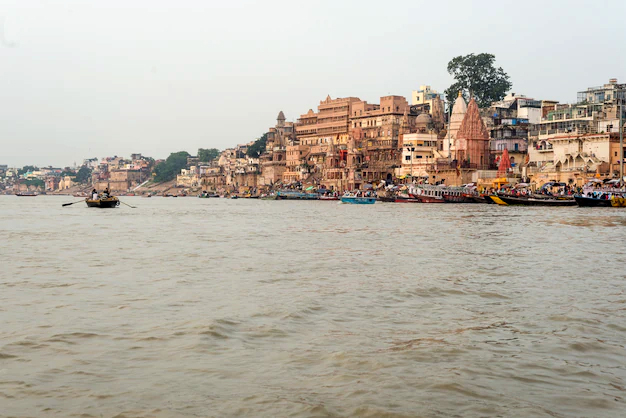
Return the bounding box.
[492,195,577,206]
[574,194,626,207]
[85,196,120,208]
[394,194,420,203]
[408,185,446,203]
[408,185,476,203]
[275,190,319,200]
[340,193,376,204]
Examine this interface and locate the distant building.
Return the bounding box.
[186,156,199,167]
[411,85,443,108]
[482,93,541,171]
[527,79,626,185]
[401,131,439,178]
[259,111,294,185]
[58,176,74,190]
[347,95,411,188]
[176,166,199,188]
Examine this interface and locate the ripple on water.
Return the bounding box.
[1,197,625,417]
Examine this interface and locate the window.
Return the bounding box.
[405,155,411,161]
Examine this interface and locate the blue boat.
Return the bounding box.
[275,190,319,200]
[340,195,376,204]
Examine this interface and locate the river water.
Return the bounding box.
[1,195,625,417]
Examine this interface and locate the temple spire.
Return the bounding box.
[457,98,488,140]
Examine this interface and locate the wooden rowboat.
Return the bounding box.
[86,197,119,208]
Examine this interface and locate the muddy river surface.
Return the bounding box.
[1,196,625,417]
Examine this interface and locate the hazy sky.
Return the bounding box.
[1,0,625,167]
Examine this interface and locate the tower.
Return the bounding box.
[444,92,467,158]
[277,110,286,128]
[456,98,489,169]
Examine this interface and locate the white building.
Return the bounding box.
[442,92,467,159]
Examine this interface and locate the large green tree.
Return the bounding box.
[198,148,220,162]
[18,165,37,175]
[246,133,268,158]
[444,53,512,109]
[153,151,190,182]
[24,179,44,188]
[75,166,92,183]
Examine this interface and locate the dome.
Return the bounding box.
[277,111,286,121]
[416,113,432,124]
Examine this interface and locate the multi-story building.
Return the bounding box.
[527,79,626,185]
[199,166,225,191]
[317,95,361,140]
[528,133,621,185]
[176,166,199,188]
[411,85,443,108]
[284,96,361,185]
[400,131,439,178]
[284,144,310,183]
[260,111,295,186]
[483,93,541,170]
[349,96,410,186]
[101,169,142,191]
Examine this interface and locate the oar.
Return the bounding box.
[62,200,85,207]
[119,201,136,209]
